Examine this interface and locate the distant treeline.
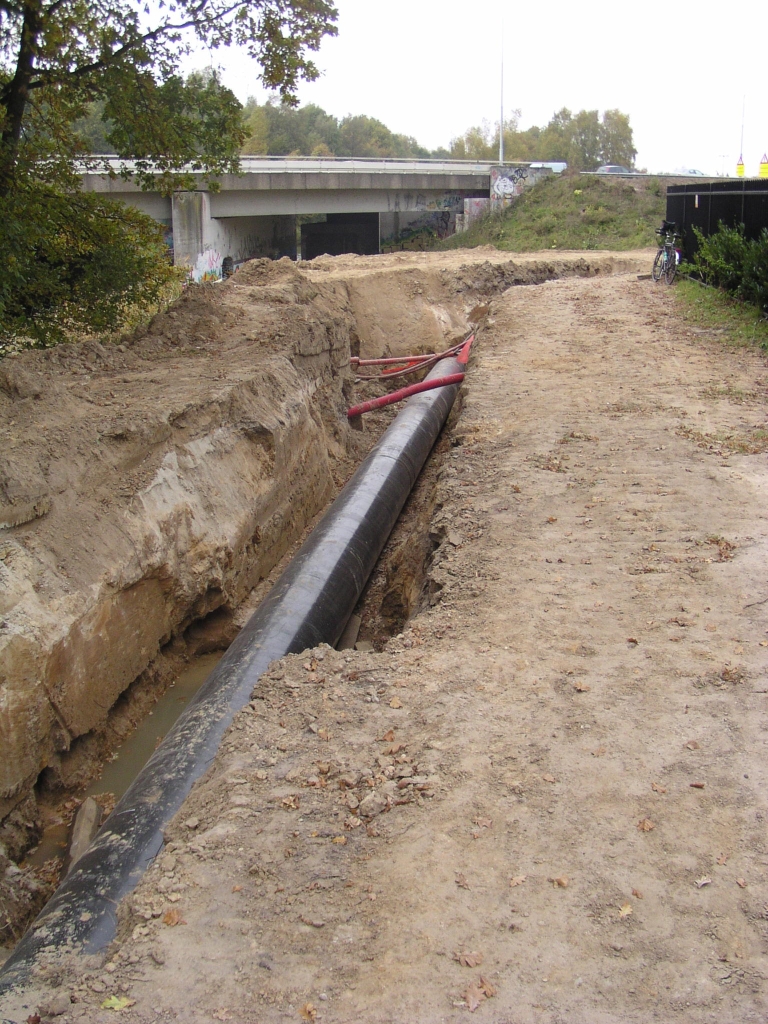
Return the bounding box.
[75,89,636,171]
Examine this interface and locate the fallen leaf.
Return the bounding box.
[380,729,395,742]
[100,996,135,1010]
[317,728,331,741]
[547,516,558,523]
[389,696,403,709]
[717,853,729,865]
[637,819,655,832]
[685,740,700,750]
[651,782,667,793]
[212,1011,231,1022]
[26,1016,41,1024]
[282,794,300,810]
[542,774,557,784]
[455,873,470,889]
[690,781,706,789]
[464,982,484,1013]
[162,908,184,926]
[384,743,406,755]
[619,903,633,918]
[737,878,747,888]
[509,875,527,888]
[299,915,326,928]
[573,682,591,692]
[300,1004,317,1022]
[463,976,497,1012]
[760,640,768,648]
[331,835,347,845]
[705,623,717,632]
[591,746,607,757]
[694,876,712,888]
[626,637,639,645]
[550,875,569,888]
[473,817,492,828]
[632,888,644,899]
[454,949,484,968]
[232,884,242,893]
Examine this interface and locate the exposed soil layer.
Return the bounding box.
[2,249,667,978]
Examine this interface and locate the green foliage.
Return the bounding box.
[0,0,337,345]
[675,277,768,351]
[0,186,181,349]
[690,224,768,311]
[449,108,636,171]
[240,97,434,158]
[436,174,664,253]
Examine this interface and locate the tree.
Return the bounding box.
[600,109,636,168]
[0,0,337,342]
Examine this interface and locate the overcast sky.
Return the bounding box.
[192,0,766,176]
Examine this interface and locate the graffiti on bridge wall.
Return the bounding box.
[387,191,465,213]
[191,248,223,283]
[490,166,528,210]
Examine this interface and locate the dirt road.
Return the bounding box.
[4,268,768,1023]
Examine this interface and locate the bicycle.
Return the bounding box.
[652,221,682,284]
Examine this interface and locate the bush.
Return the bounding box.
[692,224,768,311]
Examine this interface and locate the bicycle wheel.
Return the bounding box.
[652,249,664,281]
[665,247,678,284]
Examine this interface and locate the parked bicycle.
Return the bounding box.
[652,221,682,284]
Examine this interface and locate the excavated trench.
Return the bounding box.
[0,248,646,958]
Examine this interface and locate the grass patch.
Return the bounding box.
[675,278,768,351]
[434,174,665,253]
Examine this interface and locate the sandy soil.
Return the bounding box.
[4,264,768,1023]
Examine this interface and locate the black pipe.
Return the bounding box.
[0,353,465,993]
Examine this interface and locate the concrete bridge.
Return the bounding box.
[81,157,548,280]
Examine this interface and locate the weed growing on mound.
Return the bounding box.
[675,278,768,352]
[436,174,664,252]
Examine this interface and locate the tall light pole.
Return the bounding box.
[499,18,504,165]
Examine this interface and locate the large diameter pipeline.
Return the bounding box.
[0,347,469,993]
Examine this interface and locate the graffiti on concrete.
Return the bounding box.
[490,166,529,210]
[191,248,223,283]
[388,191,465,213]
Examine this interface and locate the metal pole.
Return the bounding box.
[499,16,505,165]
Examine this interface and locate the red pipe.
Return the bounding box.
[347,372,465,419]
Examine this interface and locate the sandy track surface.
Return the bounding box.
[4,269,768,1023]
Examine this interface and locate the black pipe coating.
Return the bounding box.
[0,354,464,993]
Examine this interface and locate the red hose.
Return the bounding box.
[347,372,465,419]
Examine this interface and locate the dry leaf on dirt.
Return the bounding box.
[317,728,331,741]
[632,888,644,899]
[542,774,557,784]
[463,976,497,1012]
[473,816,492,828]
[509,875,527,888]
[299,915,326,928]
[685,740,700,750]
[162,909,184,926]
[573,682,591,692]
[389,696,403,709]
[651,782,667,794]
[282,794,300,810]
[550,875,569,888]
[695,876,713,888]
[455,873,471,889]
[100,995,135,1010]
[690,781,706,789]
[26,1016,41,1024]
[212,1011,231,1022]
[717,853,728,865]
[300,1004,317,1021]
[705,624,717,632]
[626,637,639,645]
[637,818,655,832]
[737,878,747,888]
[383,743,406,754]
[591,746,607,757]
[454,949,484,968]
[380,729,395,742]
[331,835,347,845]
[618,903,633,918]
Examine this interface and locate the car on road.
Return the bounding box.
[596,165,632,174]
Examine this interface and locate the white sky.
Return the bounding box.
[189,0,767,176]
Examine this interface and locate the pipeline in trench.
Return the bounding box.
[0,343,470,992]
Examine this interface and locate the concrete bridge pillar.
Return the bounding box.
[171,192,297,281]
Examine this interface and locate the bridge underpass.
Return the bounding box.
[81,157,551,279]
